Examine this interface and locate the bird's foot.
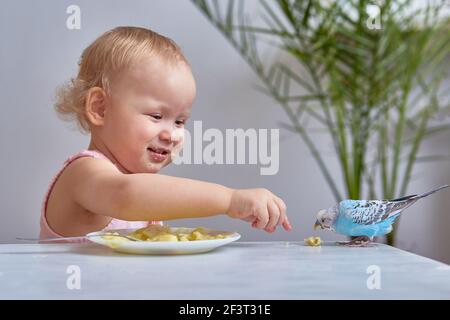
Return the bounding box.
[336,236,375,247]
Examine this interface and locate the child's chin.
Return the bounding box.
[145,161,168,173]
[145,166,161,174]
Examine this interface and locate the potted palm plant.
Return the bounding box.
[191,0,450,245]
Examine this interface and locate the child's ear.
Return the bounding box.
[85,87,107,126]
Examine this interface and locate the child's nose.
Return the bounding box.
[159,129,173,143]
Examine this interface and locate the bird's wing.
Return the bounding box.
[349,199,417,225]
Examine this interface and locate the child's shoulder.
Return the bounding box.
[45,154,122,237]
[62,153,121,184]
[47,153,121,211]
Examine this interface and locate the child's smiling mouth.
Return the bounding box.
[147,147,170,163]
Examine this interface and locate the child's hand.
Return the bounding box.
[226,189,292,232]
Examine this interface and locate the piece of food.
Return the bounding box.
[100,232,131,248]
[304,236,322,247]
[151,233,179,242]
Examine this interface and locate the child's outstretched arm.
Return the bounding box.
[70,157,291,232]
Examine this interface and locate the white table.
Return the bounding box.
[1,242,449,299]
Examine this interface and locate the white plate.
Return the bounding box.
[86,228,241,255]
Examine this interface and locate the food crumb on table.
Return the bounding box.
[304,236,322,246]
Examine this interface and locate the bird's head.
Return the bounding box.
[314,205,338,231]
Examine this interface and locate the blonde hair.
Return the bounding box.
[55,26,188,133]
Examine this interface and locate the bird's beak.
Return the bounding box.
[313,220,321,230]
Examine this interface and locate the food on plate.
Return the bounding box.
[101,225,230,243]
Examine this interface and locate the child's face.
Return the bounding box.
[98,56,195,173]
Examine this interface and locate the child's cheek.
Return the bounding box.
[170,128,185,160]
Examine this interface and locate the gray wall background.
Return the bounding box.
[1,0,449,263]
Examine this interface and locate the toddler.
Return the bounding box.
[40,26,292,241]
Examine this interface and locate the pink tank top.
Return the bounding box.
[40,149,160,243]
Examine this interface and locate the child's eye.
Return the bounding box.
[148,114,162,120]
[175,120,185,126]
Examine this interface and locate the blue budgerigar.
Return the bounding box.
[314,185,449,246]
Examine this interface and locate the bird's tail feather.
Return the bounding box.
[415,185,449,199]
